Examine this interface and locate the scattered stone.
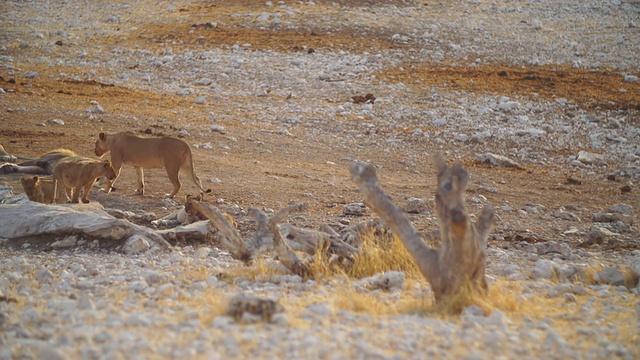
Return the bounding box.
[552,210,580,222]
[594,267,625,286]
[531,259,558,280]
[591,212,624,223]
[476,153,521,168]
[403,197,429,214]
[194,247,212,259]
[123,235,151,254]
[355,271,406,291]
[535,241,572,257]
[609,203,633,216]
[35,266,54,283]
[194,78,213,86]
[497,101,520,112]
[51,235,79,248]
[46,118,65,125]
[582,226,619,246]
[343,203,367,216]
[577,151,605,165]
[87,104,105,114]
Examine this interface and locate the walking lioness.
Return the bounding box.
[94,132,209,198]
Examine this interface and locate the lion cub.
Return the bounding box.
[20,176,57,204]
[53,156,117,203]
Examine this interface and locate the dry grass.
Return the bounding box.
[347,232,423,280]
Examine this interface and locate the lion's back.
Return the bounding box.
[111,134,190,167]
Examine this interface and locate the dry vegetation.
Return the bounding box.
[1,0,639,357]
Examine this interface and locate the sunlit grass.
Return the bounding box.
[347,231,422,280]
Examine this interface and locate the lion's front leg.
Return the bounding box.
[104,161,122,193]
[80,183,93,203]
[134,166,145,195]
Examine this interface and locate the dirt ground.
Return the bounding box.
[0,0,638,251]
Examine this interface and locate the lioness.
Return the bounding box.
[94,132,209,198]
[0,144,17,163]
[0,148,76,175]
[20,176,57,204]
[53,156,117,203]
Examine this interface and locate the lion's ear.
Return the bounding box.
[99,133,106,140]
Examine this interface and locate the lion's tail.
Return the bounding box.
[184,150,211,194]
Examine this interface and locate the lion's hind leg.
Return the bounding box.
[165,164,182,198]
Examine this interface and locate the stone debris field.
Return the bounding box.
[0,0,639,359]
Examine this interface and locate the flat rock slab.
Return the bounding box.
[0,201,170,251]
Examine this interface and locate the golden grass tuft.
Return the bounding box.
[333,286,390,314]
[623,268,639,288]
[579,263,602,285]
[347,232,422,280]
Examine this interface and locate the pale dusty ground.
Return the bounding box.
[0,0,639,359]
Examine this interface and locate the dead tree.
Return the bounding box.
[191,200,253,263]
[191,201,378,278]
[349,155,495,303]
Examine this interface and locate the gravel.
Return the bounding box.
[1,0,639,359]
[1,246,639,359]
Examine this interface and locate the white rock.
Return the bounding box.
[432,118,447,126]
[610,203,633,216]
[123,235,151,254]
[454,133,469,142]
[577,151,605,165]
[77,292,95,311]
[194,78,213,86]
[403,197,428,214]
[476,153,521,168]
[156,283,174,297]
[343,203,367,216]
[497,101,520,112]
[195,247,212,259]
[356,271,405,291]
[594,267,625,286]
[46,119,65,126]
[50,235,78,248]
[531,259,557,280]
[87,105,105,114]
[35,266,54,283]
[623,75,638,82]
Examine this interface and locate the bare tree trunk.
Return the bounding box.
[269,218,313,278]
[249,204,360,260]
[349,155,495,303]
[191,201,252,263]
[195,200,388,279]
